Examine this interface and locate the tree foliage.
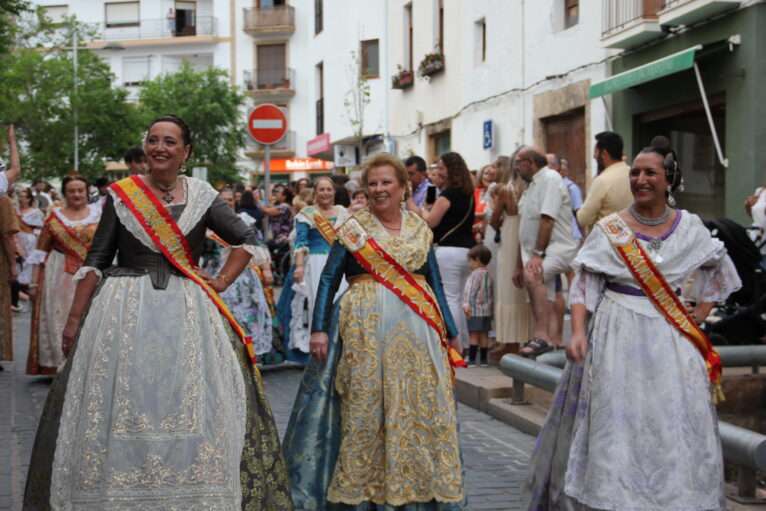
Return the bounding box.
[138,60,247,184]
[0,10,143,181]
[0,0,30,56]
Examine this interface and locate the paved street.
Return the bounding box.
[2,308,536,511]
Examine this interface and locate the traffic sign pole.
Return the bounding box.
[263,144,271,240]
[247,104,288,242]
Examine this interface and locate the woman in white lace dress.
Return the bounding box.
[524,144,741,510]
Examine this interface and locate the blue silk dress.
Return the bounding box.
[283,209,466,511]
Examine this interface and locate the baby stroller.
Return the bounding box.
[703,218,766,345]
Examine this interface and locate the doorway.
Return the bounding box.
[638,95,726,220]
[175,1,196,36]
[544,108,586,193]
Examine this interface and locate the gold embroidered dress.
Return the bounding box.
[284,209,465,510]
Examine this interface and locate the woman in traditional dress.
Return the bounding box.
[15,188,45,293]
[25,175,101,375]
[0,192,20,368]
[203,188,285,364]
[488,150,532,362]
[524,144,740,510]
[284,153,465,510]
[277,177,349,361]
[23,116,292,510]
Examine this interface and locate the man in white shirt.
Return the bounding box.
[513,146,579,357]
[0,125,21,197]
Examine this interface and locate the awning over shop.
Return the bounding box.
[589,45,701,99]
[590,37,741,169]
[257,158,334,173]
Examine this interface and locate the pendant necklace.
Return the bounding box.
[629,204,671,264]
[151,175,180,203]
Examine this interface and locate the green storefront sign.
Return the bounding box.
[589,45,702,99]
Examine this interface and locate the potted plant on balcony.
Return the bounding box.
[418,51,445,79]
[391,65,414,90]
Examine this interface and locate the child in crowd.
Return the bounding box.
[348,189,368,213]
[463,244,494,367]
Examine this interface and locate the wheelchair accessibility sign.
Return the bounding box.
[483,120,493,149]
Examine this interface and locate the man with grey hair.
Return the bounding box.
[513,146,579,357]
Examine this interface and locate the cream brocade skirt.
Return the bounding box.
[327,280,463,506]
[495,214,533,344]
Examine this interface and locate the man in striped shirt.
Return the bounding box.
[463,245,494,367]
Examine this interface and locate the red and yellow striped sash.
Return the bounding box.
[336,218,467,379]
[598,213,723,402]
[46,212,90,264]
[111,175,260,377]
[313,212,338,246]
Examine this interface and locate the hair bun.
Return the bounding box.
[649,135,671,151]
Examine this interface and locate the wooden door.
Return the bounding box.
[544,108,586,194]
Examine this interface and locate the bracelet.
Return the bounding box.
[217,273,232,285]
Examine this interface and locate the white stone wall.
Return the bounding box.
[387,0,614,173]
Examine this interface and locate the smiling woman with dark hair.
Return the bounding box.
[524,144,741,510]
[408,151,476,350]
[23,115,293,510]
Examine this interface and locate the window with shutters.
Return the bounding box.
[361,39,379,79]
[315,0,323,34]
[106,1,140,28]
[564,0,578,28]
[123,57,150,86]
[44,5,68,25]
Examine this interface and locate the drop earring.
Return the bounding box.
[179,162,187,174]
[666,185,676,207]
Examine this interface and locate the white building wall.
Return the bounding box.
[387,0,613,175]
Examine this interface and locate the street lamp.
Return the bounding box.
[70,31,124,172]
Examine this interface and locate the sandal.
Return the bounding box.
[520,338,553,358]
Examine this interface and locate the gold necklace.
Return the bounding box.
[380,216,402,230]
[150,175,180,203]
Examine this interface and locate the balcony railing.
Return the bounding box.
[244,67,295,92]
[243,6,295,33]
[602,0,665,36]
[316,98,324,136]
[85,16,217,41]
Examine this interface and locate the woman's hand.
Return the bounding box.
[309,332,329,363]
[293,265,304,284]
[449,336,463,356]
[193,266,228,293]
[566,331,588,362]
[463,305,471,318]
[62,315,80,358]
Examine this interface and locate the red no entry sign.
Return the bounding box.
[248,104,287,145]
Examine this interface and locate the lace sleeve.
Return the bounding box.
[687,255,742,303]
[569,269,605,313]
[73,266,103,282]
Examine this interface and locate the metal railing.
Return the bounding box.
[500,353,766,500]
[243,68,295,91]
[602,0,665,36]
[85,16,217,41]
[243,6,295,31]
[537,345,766,373]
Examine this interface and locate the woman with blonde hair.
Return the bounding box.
[488,149,533,362]
[277,176,349,362]
[285,153,465,509]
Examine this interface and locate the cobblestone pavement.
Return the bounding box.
[2,308,536,510]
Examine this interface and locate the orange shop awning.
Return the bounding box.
[257,158,335,173]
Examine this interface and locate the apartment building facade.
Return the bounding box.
[386,0,614,193]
